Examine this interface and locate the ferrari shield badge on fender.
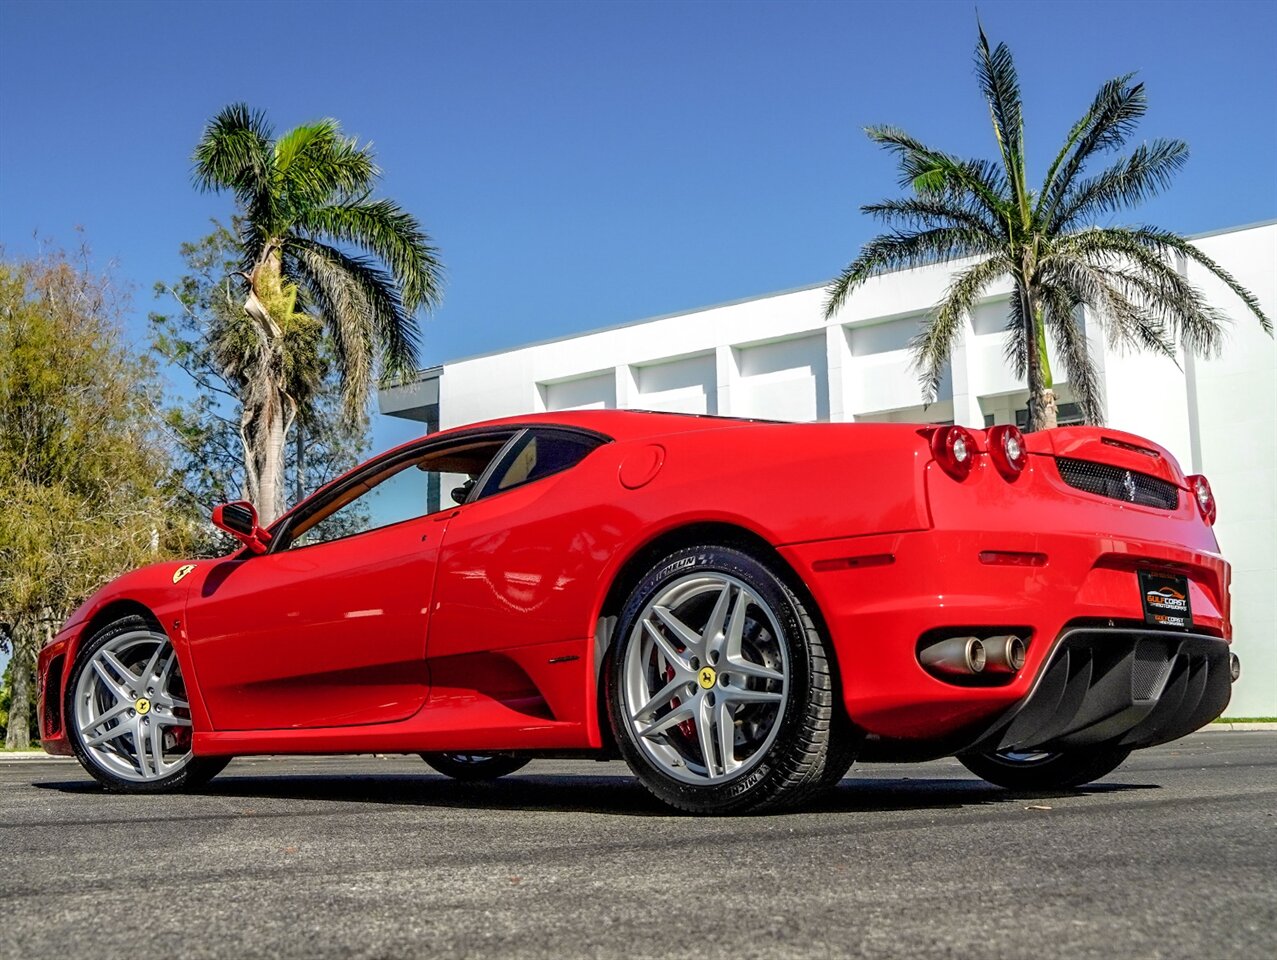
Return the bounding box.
[172,564,197,584]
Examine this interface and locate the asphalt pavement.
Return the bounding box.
[2,732,1274,959]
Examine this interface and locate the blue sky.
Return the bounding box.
[2,0,1275,459]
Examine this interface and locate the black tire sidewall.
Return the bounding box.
[959,745,1132,791]
[420,753,531,781]
[606,545,821,814]
[65,615,223,793]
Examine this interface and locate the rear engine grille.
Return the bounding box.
[1056,457,1179,510]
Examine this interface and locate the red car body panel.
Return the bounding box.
[37,410,1231,761]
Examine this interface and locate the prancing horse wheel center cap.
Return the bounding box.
[134,698,151,716]
[697,666,717,689]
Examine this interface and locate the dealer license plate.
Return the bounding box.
[1138,569,1192,628]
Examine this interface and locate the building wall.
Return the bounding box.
[1184,227,1277,716]
[381,222,1277,714]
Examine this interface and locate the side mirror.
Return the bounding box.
[211,500,272,555]
[450,478,476,505]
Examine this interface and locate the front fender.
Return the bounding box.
[38,559,217,751]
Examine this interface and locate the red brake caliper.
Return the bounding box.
[665,663,697,741]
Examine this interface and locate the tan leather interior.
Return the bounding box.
[498,438,539,489]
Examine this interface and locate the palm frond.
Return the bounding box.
[1105,265,1228,356]
[975,25,1030,227]
[194,104,279,268]
[1040,285,1104,424]
[273,120,339,177]
[285,246,374,419]
[1113,227,1272,334]
[865,126,1011,223]
[1002,284,1029,380]
[296,199,443,312]
[861,196,1004,241]
[1041,75,1146,212]
[192,103,273,201]
[1042,257,1178,361]
[911,256,1010,403]
[287,238,419,385]
[824,228,1000,319]
[279,123,377,210]
[1052,230,1230,354]
[1052,140,1189,230]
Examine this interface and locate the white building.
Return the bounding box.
[380,221,1277,716]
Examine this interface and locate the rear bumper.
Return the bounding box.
[780,526,1231,742]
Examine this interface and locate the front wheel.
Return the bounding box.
[958,744,1132,791]
[420,753,531,781]
[65,616,228,792]
[607,545,845,815]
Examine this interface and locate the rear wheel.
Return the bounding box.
[66,616,228,792]
[607,545,847,815]
[958,744,1132,791]
[420,753,530,781]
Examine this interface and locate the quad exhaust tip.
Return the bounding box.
[983,634,1027,673]
[919,634,1027,678]
[919,636,987,676]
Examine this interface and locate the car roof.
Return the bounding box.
[453,408,767,441]
[273,410,759,531]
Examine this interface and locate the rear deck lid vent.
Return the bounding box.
[1056,457,1179,510]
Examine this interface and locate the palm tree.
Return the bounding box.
[825,27,1270,431]
[193,104,442,522]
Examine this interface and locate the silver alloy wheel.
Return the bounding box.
[621,572,789,785]
[73,629,194,782]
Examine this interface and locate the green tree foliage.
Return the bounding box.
[825,27,1271,430]
[150,224,371,556]
[0,246,186,748]
[192,105,442,522]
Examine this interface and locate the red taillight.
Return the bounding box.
[1186,474,1216,525]
[987,425,1028,480]
[931,426,977,480]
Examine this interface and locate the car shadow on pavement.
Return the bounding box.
[32,768,1157,818]
[813,776,1156,813]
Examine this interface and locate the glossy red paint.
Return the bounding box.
[182,515,440,730]
[36,410,1230,761]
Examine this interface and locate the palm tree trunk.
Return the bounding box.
[253,390,287,525]
[1022,288,1058,432]
[295,422,305,505]
[242,247,289,524]
[4,633,32,750]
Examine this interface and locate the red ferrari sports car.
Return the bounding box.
[36,410,1238,814]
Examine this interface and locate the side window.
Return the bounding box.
[478,430,603,499]
[283,435,513,550]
